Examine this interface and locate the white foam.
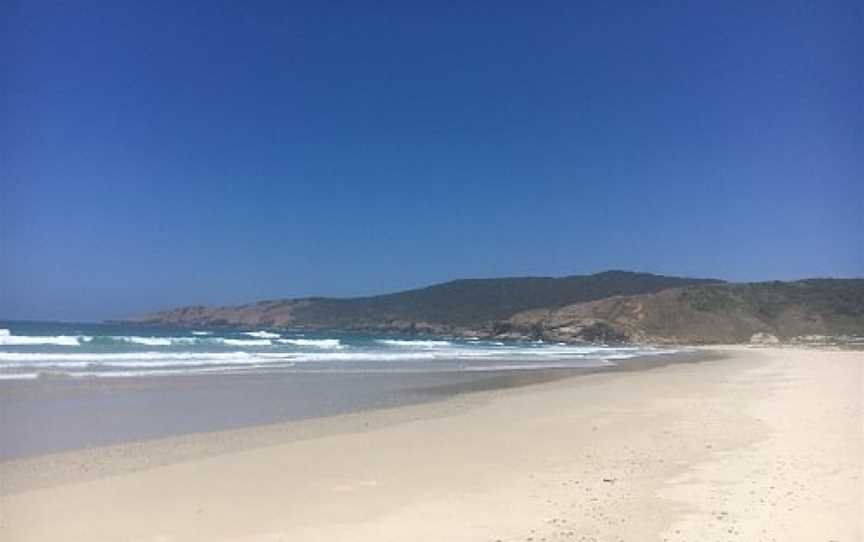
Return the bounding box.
[0,333,680,379]
[222,338,272,346]
[91,336,200,346]
[191,331,213,336]
[377,339,453,348]
[0,351,301,370]
[0,334,81,346]
[267,352,440,362]
[244,331,281,339]
[0,348,653,366]
[277,338,342,348]
[0,372,40,380]
[123,336,173,346]
[0,352,257,363]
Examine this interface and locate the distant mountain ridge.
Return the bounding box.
[134,272,864,344]
[135,271,720,331]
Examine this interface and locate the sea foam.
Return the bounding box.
[244,331,281,339]
[0,325,679,380]
[376,339,453,348]
[277,338,342,348]
[222,338,272,346]
[0,330,82,347]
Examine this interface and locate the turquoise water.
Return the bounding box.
[0,321,676,380]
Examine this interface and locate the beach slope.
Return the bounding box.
[2,347,861,541]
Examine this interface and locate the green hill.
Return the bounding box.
[137,271,721,329]
[507,279,864,344]
[136,273,863,344]
[291,271,721,327]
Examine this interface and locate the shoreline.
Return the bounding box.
[1,350,712,493]
[1,346,861,541]
[0,349,707,463]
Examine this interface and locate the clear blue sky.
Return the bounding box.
[2,1,862,321]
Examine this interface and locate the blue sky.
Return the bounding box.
[2,1,862,321]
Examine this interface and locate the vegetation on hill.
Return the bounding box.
[289,271,721,327]
[137,271,721,329]
[136,273,864,344]
[507,279,864,344]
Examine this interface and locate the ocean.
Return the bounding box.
[0,321,687,459]
[0,321,677,380]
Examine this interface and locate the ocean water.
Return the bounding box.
[0,321,691,459]
[0,321,677,381]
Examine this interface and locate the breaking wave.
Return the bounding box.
[244,330,281,339]
[376,339,453,348]
[109,336,175,346]
[0,330,83,347]
[0,325,681,380]
[82,336,274,347]
[277,338,342,348]
[221,338,272,346]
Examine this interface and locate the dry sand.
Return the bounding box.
[1,347,861,541]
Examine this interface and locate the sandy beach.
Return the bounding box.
[1,346,861,541]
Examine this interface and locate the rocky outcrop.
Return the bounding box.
[137,299,313,328]
[750,332,780,345]
[503,280,864,345]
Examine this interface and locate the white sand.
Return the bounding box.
[1,347,861,541]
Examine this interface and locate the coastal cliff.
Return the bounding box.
[133,272,863,345]
[505,279,864,344]
[135,271,719,331]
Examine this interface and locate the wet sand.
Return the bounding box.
[1,347,861,541]
[0,351,704,460]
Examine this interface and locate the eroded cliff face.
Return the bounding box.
[503,281,864,344]
[137,299,313,327]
